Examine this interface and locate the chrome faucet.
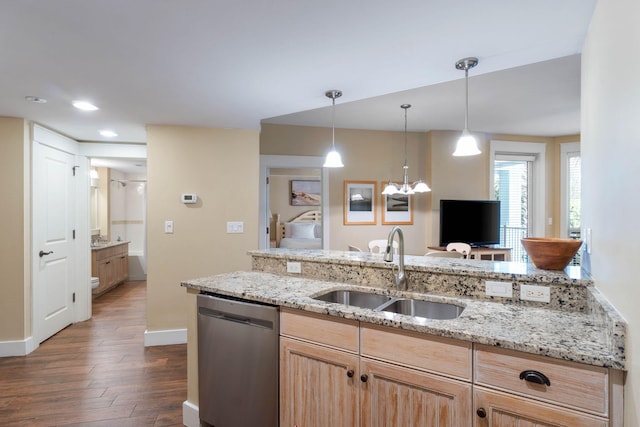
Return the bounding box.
[384,226,408,290]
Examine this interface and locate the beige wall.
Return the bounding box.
[146,125,260,405]
[582,0,640,424]
[0,117,29,341]
[261,124,430,255]
[262,124,571,253]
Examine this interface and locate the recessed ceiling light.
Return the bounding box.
[25,96,47,104]
[72,100,99,111]
[99,129,118,138]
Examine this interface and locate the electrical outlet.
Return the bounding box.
[485,281,513,298]
[520,284,550,303]
[286,262,301,274]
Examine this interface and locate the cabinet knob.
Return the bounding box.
[346,369,354,378]
[519,370,551,386]
[360,374,368,383]
[476,408,487,418]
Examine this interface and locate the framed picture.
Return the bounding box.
[381,182,413,225]
[344,181,377,225]
[290,180,321,206]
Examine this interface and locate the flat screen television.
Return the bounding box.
[439,199,500,247]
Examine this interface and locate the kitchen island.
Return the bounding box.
[183,249,625,426]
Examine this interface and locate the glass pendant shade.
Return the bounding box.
[453,128,481,156]
[323,149,344,168]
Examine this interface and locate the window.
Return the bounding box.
[490,141,546,262]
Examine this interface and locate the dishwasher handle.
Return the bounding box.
[198,306,275,330]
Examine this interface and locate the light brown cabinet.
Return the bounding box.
[92,243,128,296]
[279,309,623,427]
[280,309,472,427]
[473,344,621,427]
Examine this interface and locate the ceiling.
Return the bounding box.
[1,1,596,143]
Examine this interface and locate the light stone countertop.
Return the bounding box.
[182,269,626,370]
[90,240,130,250]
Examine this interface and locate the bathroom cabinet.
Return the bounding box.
[92,242,128,296]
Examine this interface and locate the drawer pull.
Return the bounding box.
[346,369,355,378]
[476,408,487,418]
[519,370,551,386]
[360,374,368,383]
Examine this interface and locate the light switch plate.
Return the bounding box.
[226,221,244,234]
[164,220,174,234]
[485,281,513,298]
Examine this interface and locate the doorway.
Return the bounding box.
[259,155,329,249]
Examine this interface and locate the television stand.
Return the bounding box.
[427,246,511,261]
[468,247,511,261]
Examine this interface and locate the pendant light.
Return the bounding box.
[382,104,431,195]
[323,90,344,168]
[453,57,481,157]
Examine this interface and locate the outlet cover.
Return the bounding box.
[485,281,513,298]
[520,284,550,303]
[286,262,301,274]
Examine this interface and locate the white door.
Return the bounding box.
[33,141,76,343]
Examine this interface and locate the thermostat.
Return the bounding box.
[181,194,198,204]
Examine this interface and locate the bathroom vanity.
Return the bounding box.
[183,249,625,426]
[91,241,129,296]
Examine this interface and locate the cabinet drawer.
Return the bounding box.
[474,344,608,416]
[280,308,358,353]
[360,323,472,381]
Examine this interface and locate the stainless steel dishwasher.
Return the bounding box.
[197,292,279,427]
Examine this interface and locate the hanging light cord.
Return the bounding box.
[464,66,469,130]
[331,96,336,150]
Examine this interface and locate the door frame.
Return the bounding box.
[560,141,580,238]
[259,155,329,249]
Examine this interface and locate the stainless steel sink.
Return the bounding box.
[313,290,391,309]
[380,298,463,320]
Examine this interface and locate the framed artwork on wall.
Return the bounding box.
[380,183,413,225]
[344,181,377,225]
[290,180,321,206]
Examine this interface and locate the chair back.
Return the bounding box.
[368,239,398,254]
[446,242,471,259]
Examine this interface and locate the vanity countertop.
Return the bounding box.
[182,267,626,370]
[91,240,130,250]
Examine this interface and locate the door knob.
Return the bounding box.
[39,250,53,258]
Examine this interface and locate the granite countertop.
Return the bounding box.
[90,240,130,250]
[182,270,626,370]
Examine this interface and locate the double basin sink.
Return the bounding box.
[313,289,463,320]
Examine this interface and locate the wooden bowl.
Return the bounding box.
[521,237,582,270]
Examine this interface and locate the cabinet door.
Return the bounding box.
[115,253,128,283]
[96,258,114,292]
[474,388,607,427]
[280,337,359,427]
[360,358,471,427]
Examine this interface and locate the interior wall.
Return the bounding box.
[582,0,639,424]
[146,125,260,405]
[261,123,429,255]
[0,117,29,342]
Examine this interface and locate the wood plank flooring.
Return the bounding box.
[0,281,187,427]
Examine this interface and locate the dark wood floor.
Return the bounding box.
[0,281,187,427]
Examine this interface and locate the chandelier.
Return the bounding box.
[382,104,431,195]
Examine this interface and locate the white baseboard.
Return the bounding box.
[143,328,187,347]
[0,336,38,357]
[182,400,200,427]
